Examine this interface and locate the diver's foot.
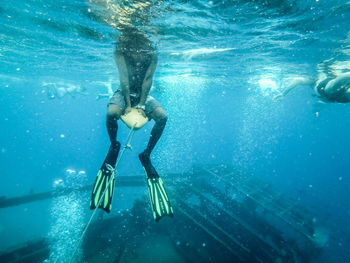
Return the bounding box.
[104,141,121,167]
[139,151,159,179]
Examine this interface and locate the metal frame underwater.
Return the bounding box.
[0,164,326,263]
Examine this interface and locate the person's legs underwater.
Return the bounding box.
[105,104,123,166]
[90,103,123,213]
[139,106,168,178]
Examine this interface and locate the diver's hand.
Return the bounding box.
[125,106,132,115]
[135,104,146,118]
[137,109,147,118]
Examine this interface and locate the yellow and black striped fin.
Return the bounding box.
[90,164,115,213]
[147,177,174,222]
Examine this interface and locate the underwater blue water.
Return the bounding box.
[1,0,350,262]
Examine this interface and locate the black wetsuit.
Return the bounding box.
[315,77,349,103]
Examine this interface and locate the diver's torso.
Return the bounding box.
[125,52,152,96]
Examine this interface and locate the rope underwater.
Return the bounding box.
[69,124,136,263]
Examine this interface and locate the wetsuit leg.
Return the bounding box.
[143,107,167,157]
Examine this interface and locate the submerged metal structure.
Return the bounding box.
[171,164,324,262]
[0,164,325,263]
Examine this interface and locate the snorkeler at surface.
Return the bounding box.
[275,71,350,103]
[313,72,350,102]
[88,0,173,221]
[106,28,168,175]
[90,27,173,220]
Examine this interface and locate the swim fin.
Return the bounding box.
[90,142,120,213]
[139,152,174,221]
